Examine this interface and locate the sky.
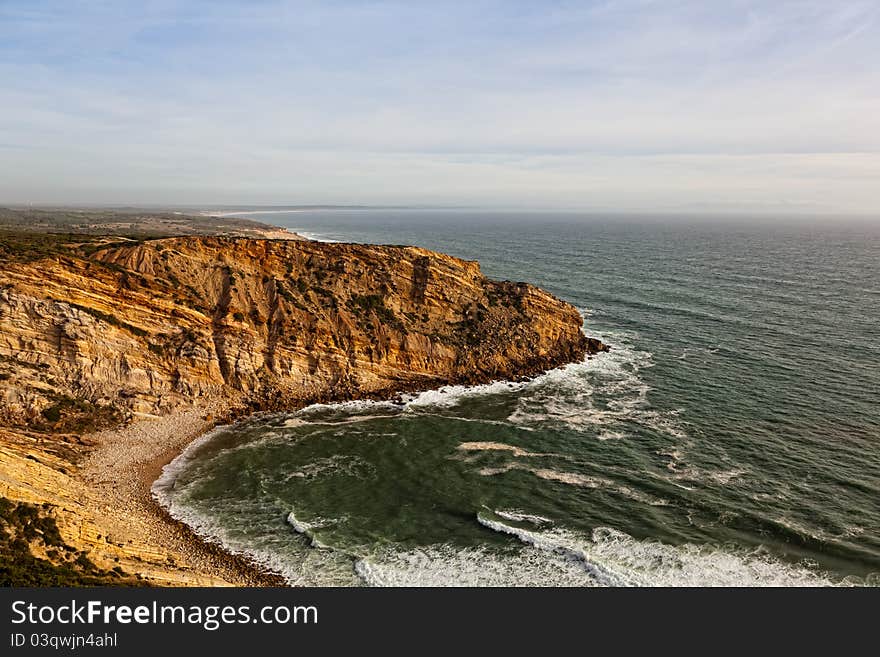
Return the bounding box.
[1,0,878,213]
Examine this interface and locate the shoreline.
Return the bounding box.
[76,403,286,586]
[3,335,601,586]
[135,348,611,586]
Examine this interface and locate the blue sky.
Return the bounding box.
[1,0,878,212]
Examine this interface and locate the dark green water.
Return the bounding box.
[154,211,880,586]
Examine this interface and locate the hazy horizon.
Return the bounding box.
[2,1,878,215]
[4,203,880,221]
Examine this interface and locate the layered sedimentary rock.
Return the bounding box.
[0,237,600,426]
[0,234,607,584]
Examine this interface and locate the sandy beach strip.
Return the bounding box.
[77,403,285,586]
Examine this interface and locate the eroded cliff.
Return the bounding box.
[1,236,600,426]
[0,234,605,584]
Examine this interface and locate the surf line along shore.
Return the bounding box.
[80,357,614,587]
[0,234,605,585]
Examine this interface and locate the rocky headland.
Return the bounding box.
[0,224,606,585]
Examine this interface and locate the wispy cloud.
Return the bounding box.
[1,0,878,212]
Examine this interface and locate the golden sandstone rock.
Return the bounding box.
[0,236,604,584]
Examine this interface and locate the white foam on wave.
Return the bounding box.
[286,510,313,535]
[308,414,401,427]
[286,510,331,549]
[477,514,625,585]
[478,463,669,506]
[664,453,751,487]
[152,423,232,504]
[284,454,376,481]
[402,379,523,408]
[474,514,842,587]
[505,325,687,441]
[457,441,555,458]
[494,509,552,525]
[282,314,686,447]
[531,467,611,488]
[295,398,402,417]
[353,544,603,587]
[353,514,838,587]
[295,231,341,243]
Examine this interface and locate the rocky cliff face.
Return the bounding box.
[0,234,606,585]
[0,236,601,428]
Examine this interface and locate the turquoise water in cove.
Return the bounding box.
[154,211,880,586]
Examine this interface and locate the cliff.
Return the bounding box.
[0,236,600,427]
[0,234,605,585]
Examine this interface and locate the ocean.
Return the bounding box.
[153,211,880,586]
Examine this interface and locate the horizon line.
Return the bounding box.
[2,202,878,219]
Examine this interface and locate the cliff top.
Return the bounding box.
[0,206,303,240]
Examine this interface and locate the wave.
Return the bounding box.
[152,425,364,584]
[157,476,361,584]
[476,513,842,587]
[353,543,603,587]
[457,441,556,458]
[286,510,313,536]
[424,413,536,430]
[284,454,376,481]
[151,423,232,503]
[597,430,626,440]
[504,325,687,441]
[477,514,625,585]
[495,508,552,525]
[201,209,306,216]
[296,398,403,415]
[351,514,841,587]
[477,464,668,506]
[153,493,359,585]
[294,231,341,243]
[154,447,848,588]
[285,322,685,445]
[402,379,525,408]
[286,511,331,549]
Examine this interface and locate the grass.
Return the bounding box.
[0,231,96,264]
[0,206,281,237]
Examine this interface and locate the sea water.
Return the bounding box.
[153,211,880,586]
